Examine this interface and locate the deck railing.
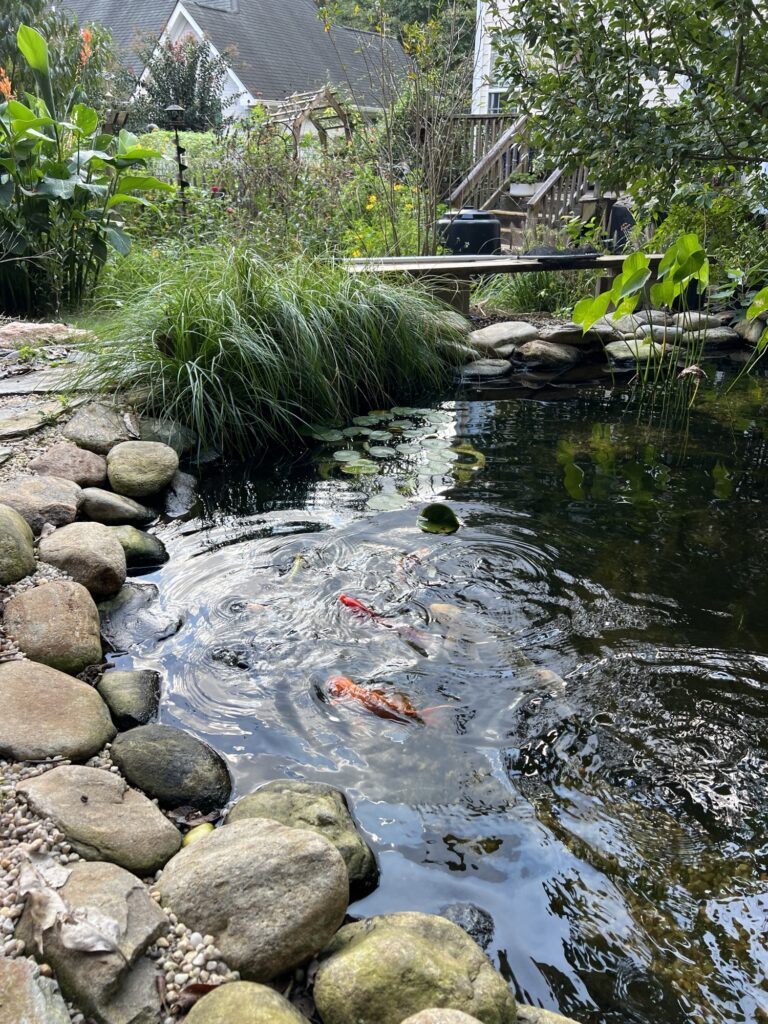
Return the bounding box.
[525,166,590,231]
[447,113,532,210]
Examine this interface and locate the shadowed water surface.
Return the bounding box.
[123,377,768,1024]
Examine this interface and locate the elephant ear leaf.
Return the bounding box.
[17,25,49,75]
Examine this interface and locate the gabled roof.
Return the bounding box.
[63,0,409,109]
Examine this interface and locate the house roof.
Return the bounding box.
[63,0,409,108]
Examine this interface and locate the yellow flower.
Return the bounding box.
[405,203,414,211]
[393,183,404,191]
[367,194,378,206]
[352,249,362,257]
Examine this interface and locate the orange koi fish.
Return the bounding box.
[339,594,386,623]
[326,675,450,724]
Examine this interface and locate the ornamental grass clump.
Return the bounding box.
[73,248,468,455]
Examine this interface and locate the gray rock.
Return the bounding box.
[157,818,348,981]
[3,580,102,675]
[0,502,35,585]
[110,724,231,812]
[139,417,197,456]
[1,475,82,534]
[518,1008,581,1024]
[16,860,166,1024]
[97,669,161,729]
[164,470,199,518]
[637,323,686,343]
[539,323,594,346]
[673,311,726,331]
[0,401,64,440]
[38,522,127,599]
[107,441,179,499]
[18,765,181,874]
[401,1012,483,1024]
[80,488,155,526]
[608,313,644,334]
[30,441,108,487]
[110,526,168,568]
[0,446,12,466]
[516,340,581,367]
[682,326,740,347]
[440,903,494,951]
[633,309,669,325]
[0,956,71,1024]
[733,318,765,344]
[461,359,513,380]
[0,659,115,761]
[604,339,663,362]
[469,322,538,350]
[184,982,309,1023]
[98,582,182,654]
[63,402,132,454]
[226,780,378,898]
[313,912,516,1024]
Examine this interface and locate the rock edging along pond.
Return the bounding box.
[0,398,580,1024]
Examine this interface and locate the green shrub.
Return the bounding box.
[0,24,169,315]
[73,247,469,455]
[473,270,597,316]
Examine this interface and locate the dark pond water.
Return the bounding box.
[121,371,768,1024]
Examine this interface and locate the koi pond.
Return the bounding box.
[119,371,768,1024]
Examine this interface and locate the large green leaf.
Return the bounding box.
[71,104,99,137]
[104,225,131,255]
[573,290,612,332]
[16,26,49,75]
[37,176,78,199]
[116,175,174,194]
[746,287,768,322]
[106,194,158,210]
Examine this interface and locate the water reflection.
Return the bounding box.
[124,376,768,1024]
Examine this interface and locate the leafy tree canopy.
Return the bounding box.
[317,0,476,52]
[489,0,768,206]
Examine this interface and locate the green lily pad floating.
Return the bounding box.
[421,437,450,449]
[396,443,421,456]
[366,493,410,511]
[342,427,372,437]
[333,450,362,462]
[353,415,380,427]
[341,459,379,475]
[368,410,395,420]
[418,502,461,534]
[390,406,419,416]
[367,430,393,441]
[389,420,415,429]
[366,446,395,458]
[311,429,345,443]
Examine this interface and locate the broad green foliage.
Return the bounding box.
[0,24,169,314]
[746,286,768,353]
[573,236,709,333]
[316,0,476,52]
[131,37,236,132]
[72,248,469,455]
[489,0,768,201]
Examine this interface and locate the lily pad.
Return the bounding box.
[342,427,372,437]
[311,429,345,443]
[368,410,395,420]
[366,493,409,511]
[390,420,415,429]
[396,443,421,456]
[341,459,379,475]
[418,502,461,534]
[353,415,379,426]
[367,430,393,441]
[366,446,395,458]
[333,450,363,462]
[390,406,419,416]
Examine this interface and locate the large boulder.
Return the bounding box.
[110,724,231,812]
[63,402,132,454]
[313,912,517,1024]
[38,522,127,599]
[110,525,168,568]
[461,359,513,381]
[515,341,581,367]
[80,488,155,526]
[0,502,35,584]
[16,860,166,1024]
[672,311,725,331]
[468,322,538,351]
[517,1009,581,1024]
[18,765,181,874]
[682,326,739,347]
[227,780,378,898]
[604,339,663,362]
[733,318,765,345]
[107,441,179,499]
[184,982,309,1023]
[97,669,161,729]
[0,957,70,1024]
[29,441,107,487]
[98,582,182,654]
[0,659,115,761]
[539,324,595,347]
[158,818,348,981]
[1,475,81,534]
[3,580,102,674]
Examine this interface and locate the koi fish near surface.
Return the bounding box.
[339,594,385,622]
[326,675,451,724]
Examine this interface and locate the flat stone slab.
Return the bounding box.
[461,359,513,380]
[0,659,115,762]
[0,401,64,439]
[0,368,70,395]
[0,446,12,465]
[18,765,182,874]
[0,956,70,1024]
[469,321,538,350]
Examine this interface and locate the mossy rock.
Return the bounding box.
[313,912,516,1024]
[185,982,308,1023]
